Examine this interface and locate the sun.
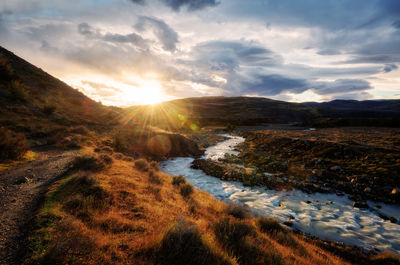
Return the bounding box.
[124,79,165,105]
[74,74,169,106]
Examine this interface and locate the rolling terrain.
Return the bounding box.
[1,46,400,265]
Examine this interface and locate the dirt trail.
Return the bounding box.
[0,149,78,265]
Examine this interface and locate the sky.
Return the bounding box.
[0,0,400,106]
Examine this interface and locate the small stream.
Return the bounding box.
[160,135,400,254]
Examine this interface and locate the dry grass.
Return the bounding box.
[0,127,29,161]
[26,151,373,265]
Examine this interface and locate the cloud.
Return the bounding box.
[237,74,309,96]
[383,64,398,73]
[128,0,219,11]
[81,80,123,91]
[134,16,178,52]
[160,0,219,11]
[77,22,148,49]
[311,79,372,95]
[128,0,146,4]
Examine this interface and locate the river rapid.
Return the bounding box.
[160,135,400,254]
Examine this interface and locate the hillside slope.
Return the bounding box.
[0,46,121,139]
[128,96,400,130]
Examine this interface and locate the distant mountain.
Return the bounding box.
[126,96,320,129]
[128,96,400,128]
[306,99,400,118]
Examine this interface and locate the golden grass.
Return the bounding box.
[0,150,38,172]
[26,150,367,265]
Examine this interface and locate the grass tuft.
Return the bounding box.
[172,175,186,186]
[72,154,113,172]
[179,183,194,198]
[225,203,251,219]
[155,218,231,265]
[134,158,149,171]
[0,127,29,161]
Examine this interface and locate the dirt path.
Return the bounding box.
[0,149,78,265]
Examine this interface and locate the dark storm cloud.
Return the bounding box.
[134,16,178,52]
[239,74,309,96]
[311,79,371,95]
[224,0,400,30]
[383,64,398,73]
[129,0,219,11]
[393,20,400,29]
[161,0,219,11]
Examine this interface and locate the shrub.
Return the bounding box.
[214,218,254,248]
[134,158,149,171]
[148,169,162,184]
[214,218,284,265]
[62,174,111,213]
[150,161,160,171]
[180,183,194,198]
[156,218,230,265]
[42,102,57,115]
[225,203,251,219]
[8,80,29,101]
[0,127,29,161]
[172,175,186,186]
[257,217,286,234]
[257,217,302,250]
[72,154,112,172]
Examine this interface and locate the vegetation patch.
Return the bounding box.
[172,175,186,186]
[0,127,29,161]
[179,183,194,198]
[214,217,284,265]
[134,158,149,171]
[225,203,251,219]
[72,154,113,172]
[155,218,231,265]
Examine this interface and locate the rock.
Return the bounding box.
[306,200,312,204]
[330,165,341,171]
[364,187,371,193]
[283,221,293,227]
[353,201,369,209]
[391,187,400,195]
[312,169,323,177]
[14,177,30,185]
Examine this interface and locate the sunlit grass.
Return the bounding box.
[0,150,38,172]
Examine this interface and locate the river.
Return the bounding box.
[160,135,400,254]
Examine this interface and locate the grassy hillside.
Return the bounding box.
[0,47,122,137]
[128,97,400,130]
[25,147,369,265]
[0,46,201,159]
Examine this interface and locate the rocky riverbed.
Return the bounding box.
[193,128,400,207]
[161,134,400,255]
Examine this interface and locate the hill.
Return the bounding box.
[128,97,400,130]
[0,46,200,158]
[1,46,400,265]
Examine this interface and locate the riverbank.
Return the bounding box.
[161,134,400,257]
[195,127,400,206]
